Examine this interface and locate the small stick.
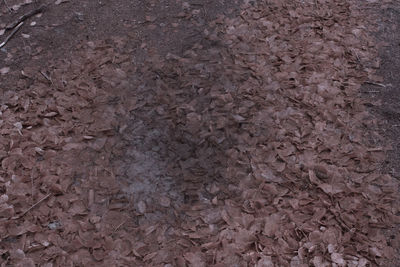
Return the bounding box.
[13,193,52,219]
[0,21,23,49]
[113,219,127,233]
[3,0,11,13]
[39,70,53,84]
[88,189,94,207]
[364,81,386,88]
[6,5,46,30]
[30,169,34,205]
[367,147,383,152]
[362,90,380,93]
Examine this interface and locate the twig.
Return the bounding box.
[367,147,383,152]
[88,189,94,207]
[0,21,24,49]
[362,90,381,93]
[39,70,53,84]
[364,81,386,88]
[13,193,52,220]
[113,219,128,233]
[30,169,34,205]
[6,5,46,30]
[3,0,11,13]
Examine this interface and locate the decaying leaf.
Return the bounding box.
[0,67,10,74]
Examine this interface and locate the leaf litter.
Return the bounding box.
[0,0,399,266]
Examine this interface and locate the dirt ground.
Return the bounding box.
[361,1,400,265]
[362,1,400,179]
[1,0,400,266]
[0,0,239,89]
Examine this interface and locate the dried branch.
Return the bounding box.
[12,193,52,220]
[6,5,46,30]
[0,22,24,49]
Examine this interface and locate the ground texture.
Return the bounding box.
[0,0,399,266]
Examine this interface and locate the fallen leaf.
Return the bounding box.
[0,67,10,75]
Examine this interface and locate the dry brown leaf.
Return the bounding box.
[183,252,206,267]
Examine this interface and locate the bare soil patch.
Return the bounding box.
[360,1,400,265]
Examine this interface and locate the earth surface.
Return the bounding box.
[1,0,399,266]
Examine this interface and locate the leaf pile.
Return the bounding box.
[0,0,399,266]
[0,39,143,266]
[133,0,400,265]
